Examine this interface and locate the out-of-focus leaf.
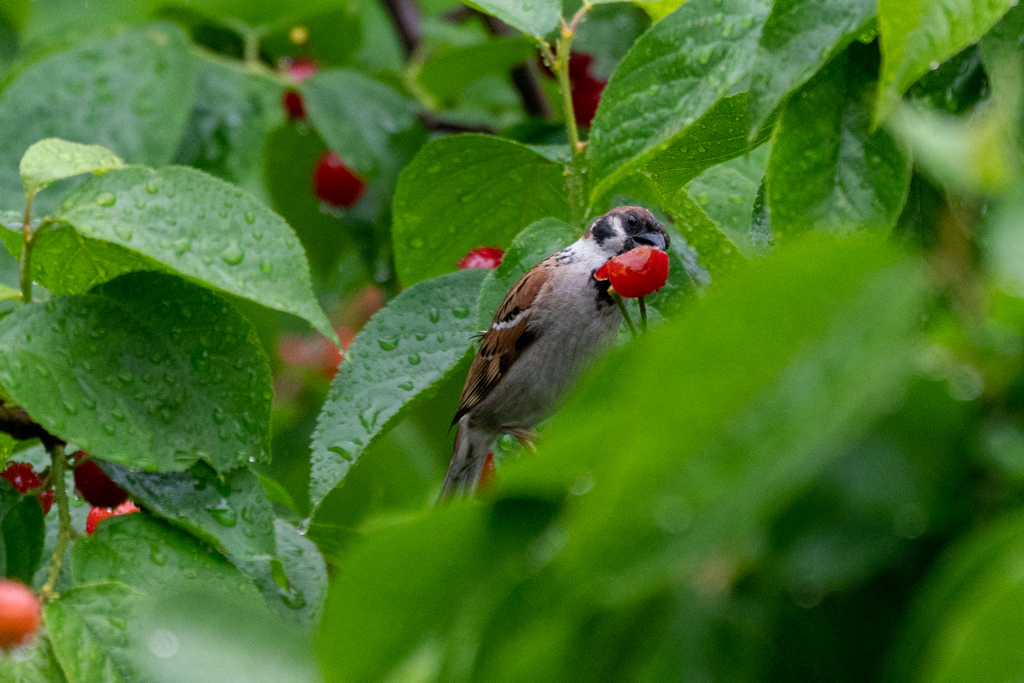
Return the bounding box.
[0,478,44,583]
[476,217,576,329]
[0,23,197,214]
[392,134,569,286]
[460,0,560,38]
[746,0,875,134]
[884,514,1024,683]
[173,53,284,199]
[0,635,68,683]
[644,94,776,194]
[767,45,911,237]
[0,272,272,473]
[419,38,535,102]
[663,187,747,278]
[876,0,1015,122]
[19,139,124,199]
[302,69,421,177]
[309,269,487,510]
[98,461,276,569]
[587,0,771,199]
[55,165,334,340]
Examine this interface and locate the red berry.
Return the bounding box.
[313,151,366,208]
[1,462,51,514]
[277,329,351,380]
[478,452,496,491]
[73,452,129,509]
[594,246,670,298]
[0,580,38,650]
[457,247,504,270]
[282,90,306,120]
[1,463,41,493]
[572,74,605,128]
[285,57,318,83]
[568,52,595,82]
[85,501,140,535]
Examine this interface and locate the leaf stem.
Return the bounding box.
[639,296,648,332]
[19,192,34,303]
[613,293,637,339]
[39,443,74,603]
[552,1,590,230]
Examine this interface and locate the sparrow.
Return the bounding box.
[440,206,669,499]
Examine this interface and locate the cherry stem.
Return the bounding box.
[39,443,74,603]
[19,192,35,303]
[639,296,648,332]
[613,293,637,339]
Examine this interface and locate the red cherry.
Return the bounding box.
[572,74,606,128]
[478,452,496,491]
[277,329,351,380]
[282,90,306,120]
[457,247,504,270]
[595,246,670,298]
[85,501,140,535]
[313,151,366,208]
[73,452,129,509]
[1,462,52,514]
[0,580,39,650]
[285,57,318,83]
[1,462,41,493]
[568,52,595,81]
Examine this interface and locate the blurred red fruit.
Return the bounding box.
[594,246,670,298]
[282,90,306,120]
[0,580,38,649]
[313,151,366,208]
[457,247,504,270]
[285,57,318,83]
[478,452,496,491]
[568,52,605,127]
[277,328,352,380]
[1,462,52,514]
[86,501,140,535]
[73,452,129,508]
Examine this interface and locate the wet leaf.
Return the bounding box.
[19,139,124,199]
[587,0,772,199]
[0,635,68,683]
[767,45,911,237]
[460,0,560,38]
[0,23,197,214]
[55,165,333,340]
[309,269,487,511]
[0,272,272,473]
[392,134,569,286]
[0,478,45,584]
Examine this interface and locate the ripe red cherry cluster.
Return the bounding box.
[71,451,140,534]
[457,247,504,270]
[594,245,670,298]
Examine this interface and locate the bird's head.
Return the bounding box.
[585,206,669,259]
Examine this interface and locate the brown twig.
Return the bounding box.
[419,112,496,134]
[380,0,423,57]
[0,402,60,448]
[478,14,553,119]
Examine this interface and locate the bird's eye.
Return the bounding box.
[627,214,638,227]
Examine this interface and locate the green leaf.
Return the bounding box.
[475,217,576,329]
[173,52,284,199]
[70,512,266,600]
[0,635,68,683]
[587,0,772,198]
[643,93,777,193]
[419,38,536,102]
[98,461,276,569]
[0,272,272,473]
[44,583,142,683]
[240,519,328,627]
[309,269,488,510]
[663,187,748,278]
[0,23,198,213]
[31,225,156,295]
[19,139,125,199]
[392,134,570,286]
[682,144,770,252]
[884,514,1024,683]
[746,0,876,134]
[767,45,912,237]
[54,165,334,339]
[460,0,560,38]
[0,478,45,583]
[876,0,1015,122]
[302,69,421,177]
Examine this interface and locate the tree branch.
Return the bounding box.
[478,14,553,119]
[380,0,422,57]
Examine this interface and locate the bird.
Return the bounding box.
[440,206,669,499]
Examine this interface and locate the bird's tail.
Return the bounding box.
[439,419,495,501]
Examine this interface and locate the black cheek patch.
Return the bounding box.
[590,219,615,245]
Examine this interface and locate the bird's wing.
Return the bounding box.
[452,261,550,425]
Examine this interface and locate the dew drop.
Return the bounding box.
[260,261,273,274]
[378,336,400,351]
[452,307,469,319]
[244,213,256,224]
[429,308,440,323]
[221,246,245,265]
[399,381,414,391]
[407,353,421,365]
[150,546,167,566]
[95,193,116,207]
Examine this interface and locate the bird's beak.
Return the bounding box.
[636,231,667,251]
